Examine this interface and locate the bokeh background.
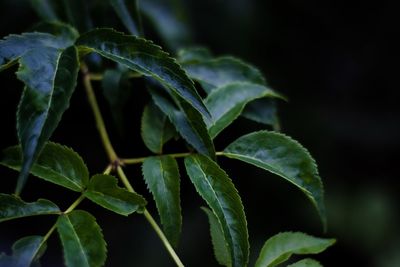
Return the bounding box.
[1,0,399,266]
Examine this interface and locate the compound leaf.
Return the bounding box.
[184,155,248,267]
[57,210,106,267]
[254,232,335,267]
[85,174,147,216]
[142,156,181,247]
[0,194,60,222]
[0,236,46,267]
[0,142,89,192]
[222,131,326,228]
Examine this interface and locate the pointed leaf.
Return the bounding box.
[148,85,215,158]
[287,258,323,267]
[14,45,79,194]
[254,232,335,267]
[0,142,89,192]
[222,131,326,228]
[0,194,60,222]
[205,83,283,138]
[142,156,181,247]
[201,207,231,267]
[177,47,212,63]
[184,155,249,267]
[57,210,107,267]
[141,102,176,154]
[75,28,209,119]
[241,98,280,129]
[84,174,147,216]
[0,236,46,267]
[110,0,140,35]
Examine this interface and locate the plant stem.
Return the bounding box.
[89,72,142,81]
[122,151,225,164]
[82,64,185,266]
[64,194,86,214]
[81,64,118,162]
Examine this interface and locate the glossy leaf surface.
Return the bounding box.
[0,194,59,222]
[255,232,335,267]
[57,210,106,267]
[222,131,326,227]
[184,155,248,267]
[201,207,231,267]
[142,156,182,247]
[141,102,176,154]
[0,236,45,267]
[85,174,147,216]
[0,142,89,192]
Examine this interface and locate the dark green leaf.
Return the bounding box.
[0,236,46,267]
[62,0,92,33]
[148,85,215,158]
[0,194,59,222]
[287,258,323,267]
[84,174,147,216]
[29,0,59,21]
[110,0,140,35]
[254,232,335,267]
[0,142,89,192]
[201,207,231,267]
[101,68,132,136]
[57,210,107,267]
[184,155,249,267]
[205,83,283,138]
[222,131,326,228]
[75,28,209,119]
[182,56,266,94]
[241,98,280,129]
[15,45,79,194]
[140,0,191,50]
[31,21,79,43]
[142,156,181,247]
[177,47,212,63]
[141,102,176,154]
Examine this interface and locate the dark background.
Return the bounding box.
[1,0,399,266]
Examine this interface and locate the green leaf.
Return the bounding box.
[254,232,335,267]
[140,0,191,50]
[29,0,59,21]
[287,258,323,267]
[182,56,266,94]
[0,236,46,267]
[205,82,283,138]
[177,47,212,63]
[241,98,280,129]
[31,21,79,43]
[141,102,176,154]
[57,210,107,267]
[110,0,140,35]
[148,85,215,158]
[0,142,89,192]
[0,194,60,222]
[222,131,326,228]
[15,45,79,194]
[75,28,209,119]
[84,174,147,216]
[201,207,231,267]
[184,155,249,267]
[142,156,182,247]
[62,0,92,33]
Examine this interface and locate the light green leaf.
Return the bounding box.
[287,258,323,267]
[0,142,89,192]
[84,174,147,216]
[177,47,212,63]
[254,232,335,267]
[75,28,209,119]
[0,236,46,267]
[222,131,326,228]
[184,155,249,267]
[205,82,283,138]
[142,156,181,247]
[110,0,140,35]
[0,194,60,222]
[201,207,231,267]
[57,210,107,267]
[29,0,59,21]
[148,85,215,158]
[182,56,266,94]
[141,102,176,154]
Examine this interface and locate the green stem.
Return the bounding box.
[89,72,142,81]
[122,151,225,164]
[64,194,86,214]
